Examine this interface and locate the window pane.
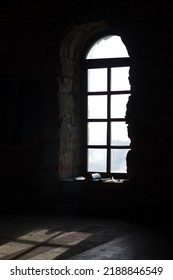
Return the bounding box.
[88,122,107,145]
[88,148,107,172]
[111,94,130,118]
[111,67,130,91]
[111,149,129,173]
[88,68,107,92]
[111,122,130,145]
[86,35,129,59]
[88,95,107,119]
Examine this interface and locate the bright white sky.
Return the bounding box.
[86,35,129,59]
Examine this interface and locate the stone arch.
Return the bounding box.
[58,20,112,178]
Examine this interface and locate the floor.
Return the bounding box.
[0,211,173,260]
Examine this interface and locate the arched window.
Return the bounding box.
[83,35,130,177]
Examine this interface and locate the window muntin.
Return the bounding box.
[84,35,130,177]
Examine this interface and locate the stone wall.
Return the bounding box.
[57,21,109,179]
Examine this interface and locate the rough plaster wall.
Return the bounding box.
[58,75,79,178]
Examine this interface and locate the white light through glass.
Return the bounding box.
[86,35,130,173]
[111,122,130,146]
[88,95,107,119]
[88,149,107,172]
[111,94,130,118]
[111,149,129,173]
[86,35,129,59]
[111,67,130,91]
[88,122,107,145]
[87,68,107,92]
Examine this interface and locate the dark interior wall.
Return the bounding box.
[122,3,173,211]
[1,1,55,196]
[0,0,173,212]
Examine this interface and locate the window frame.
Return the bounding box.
[81,34,131,179]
